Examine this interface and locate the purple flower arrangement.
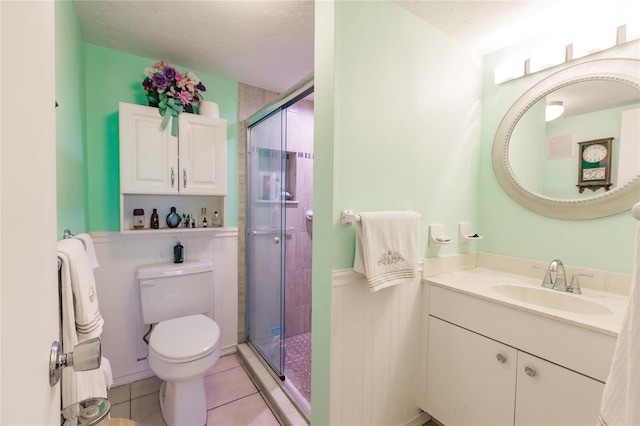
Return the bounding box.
[142,61,206,113]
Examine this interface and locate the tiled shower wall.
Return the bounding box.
[237,83,314,342]
[284,100,314,337]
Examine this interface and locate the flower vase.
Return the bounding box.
[183,103,194,114]
[199,101,219,118]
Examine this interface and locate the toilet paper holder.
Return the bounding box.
[49,337,102,386]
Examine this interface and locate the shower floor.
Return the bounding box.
[284,332,311,404]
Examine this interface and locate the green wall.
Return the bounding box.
[55,0,87,237]
[478,39,640,274]
[312,1,483,423]
[84,45,239,231]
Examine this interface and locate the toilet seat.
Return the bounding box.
[150,314,220,363]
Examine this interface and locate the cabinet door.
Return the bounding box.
[119,103,178,194]
[426,317,517,426]
[515,351,604,426]
[178,113,227,195]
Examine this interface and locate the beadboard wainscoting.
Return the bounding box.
[91,230,239,387]
[330,262,430,426]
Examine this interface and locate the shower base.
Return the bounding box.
[284,332,311,404]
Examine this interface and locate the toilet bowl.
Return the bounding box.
[149,314,220,426]
[137,261,220,426]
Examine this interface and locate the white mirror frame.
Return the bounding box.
[492,58,640,220]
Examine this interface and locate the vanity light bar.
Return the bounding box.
[495,23,636,85]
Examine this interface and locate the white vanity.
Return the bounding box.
[420,267,627,426]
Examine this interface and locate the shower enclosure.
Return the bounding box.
[246,76,314,414]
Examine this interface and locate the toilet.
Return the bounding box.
[137,260,220,426]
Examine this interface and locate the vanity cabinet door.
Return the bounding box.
[515,351,604,426]
[119,102,179,194]
[426,317,517,426]
[178,113,227,195]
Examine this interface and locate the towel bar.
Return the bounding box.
[341,210,361,225]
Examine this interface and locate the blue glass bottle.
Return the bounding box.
[166,206,181,228]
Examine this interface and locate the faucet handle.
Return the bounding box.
[533,265,554,288]
[568,273,593,294]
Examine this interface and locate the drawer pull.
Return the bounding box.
[525,366,537,377]
[496,353,507,364]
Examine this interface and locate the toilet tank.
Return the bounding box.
[137,260,214,324]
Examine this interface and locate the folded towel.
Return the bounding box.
[353,211,421,292]
[58,239,104,341]
[59,239,108,407]
[73,233,100,270]
[101,356,113,390]
[598,203,640,425]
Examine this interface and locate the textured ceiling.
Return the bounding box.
[73,1,569,93]
[74,0,315,93]
[393,1,552,52]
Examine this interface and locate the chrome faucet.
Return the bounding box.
[541,259,567,291]
[537,259,593,294]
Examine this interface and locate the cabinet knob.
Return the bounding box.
[496,353,507,363]
[273,237,280,244]
[183,168,187,188]
[525,366,537,377]
[171,167,175,188]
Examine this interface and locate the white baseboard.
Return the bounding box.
[405,411,431,426]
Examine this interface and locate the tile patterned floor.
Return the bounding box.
[283,332,311,404]
[108,353,281,426]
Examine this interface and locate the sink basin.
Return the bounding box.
[492,284,613,315]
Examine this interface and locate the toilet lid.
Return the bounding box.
[150,314,220,362]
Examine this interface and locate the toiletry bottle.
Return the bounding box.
[173,241,184,263]
[150,209,159,229]
[274,177,281,200]
[270,173,276,200]
[199,207,208,228]
[166,207,181,228]
[212,211,223,227]
[133,208,145,229]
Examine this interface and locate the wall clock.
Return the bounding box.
[576,137,613,193]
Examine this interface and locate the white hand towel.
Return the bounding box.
[58,239,104,341]
[353,211,421,292]
[58,241,107,407]
[73,233,100,270]
[598,203,640,425]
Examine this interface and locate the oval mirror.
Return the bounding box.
[492,58,640,219]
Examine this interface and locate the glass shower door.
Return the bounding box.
[247,110,286,377]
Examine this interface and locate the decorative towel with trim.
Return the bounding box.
[73,233,100,270]
[58,239,108,408]
[57,239,104,341]
[353,211,421,292]
[598,202,640,426]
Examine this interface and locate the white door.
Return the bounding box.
[426,317,517,426]
[1,2,60,424]
[179,113,227,195]
[515,351,604,426]
[119,102,179,194]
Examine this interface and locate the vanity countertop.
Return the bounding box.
[425,267,628,338]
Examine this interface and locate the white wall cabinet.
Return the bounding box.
[426,316,604,426]
[119,102,227,195]
[119,102,227,232]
